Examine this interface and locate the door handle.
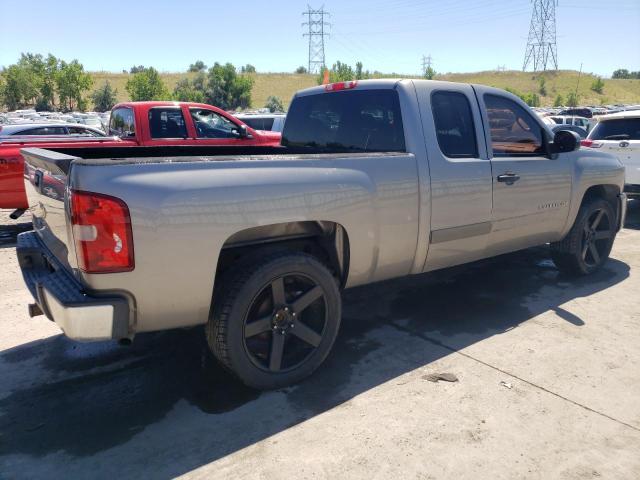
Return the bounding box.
[619,141,630,148]
[497,173,520,185]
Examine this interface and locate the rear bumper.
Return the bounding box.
[16,231,130,341]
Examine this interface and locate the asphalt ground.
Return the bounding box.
[1,201,639,479]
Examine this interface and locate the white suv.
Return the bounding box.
[583,111,640,195]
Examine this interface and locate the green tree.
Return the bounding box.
[125,67,169,101]
[0,64,37,110]
[241,64,256,74]
[173,75,206,103]
[612,69,630,79]
[188,60,207,72]
[56,60,93,111]
[205,63,254,110]
[591,77,605,94]
[264,95,284,113]
[538,76,547,96]
[553,94,564,107]
[129,65,145,74]
[566,91,579,107]
[524,92,540,107]
[317,60,362,84]
[91,81,118,112]
[424,66,436,80]
[295,66,308,74]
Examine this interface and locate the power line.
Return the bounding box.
[522,0,559,72]
[302,5,331,74]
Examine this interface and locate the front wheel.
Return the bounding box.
[551,198,616,275]
[207,252,342,390]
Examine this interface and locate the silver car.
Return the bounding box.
[0,122,106,139]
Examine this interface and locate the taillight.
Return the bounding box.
[325,81,358,92]
[70,190,134,273]
[581,139,602,148]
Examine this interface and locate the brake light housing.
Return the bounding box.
[70,190,134,273]
[581,139,602,148]
[325,81,358,92]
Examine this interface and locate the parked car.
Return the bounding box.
[0,123,107,139]
[0,101,282,213]
[234,113,287,132]
[17,80,626,389]
[582,110,640,195]
[552,124,587,139]
[549,115,591,132]
[559,107,593,119]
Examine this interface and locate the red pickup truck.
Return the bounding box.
[0,101,281,213]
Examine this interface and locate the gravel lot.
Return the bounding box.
[1,202,639,480]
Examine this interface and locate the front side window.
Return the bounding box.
[109,107,135,137]
[282,89,405,152]
[68,126,105,137]
[431,91,478,158]
[589,118,640,140]
[484,94,545,157]
[190,109,240,138]
[148,108,187,139]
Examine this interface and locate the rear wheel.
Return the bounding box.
[551,198,616,275]
[207,252,341,390]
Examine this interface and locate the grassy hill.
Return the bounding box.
[89,70,640,110]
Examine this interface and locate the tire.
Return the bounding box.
[207,251,342,390]
[551,198,617,275]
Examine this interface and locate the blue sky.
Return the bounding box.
[1,0,638,77]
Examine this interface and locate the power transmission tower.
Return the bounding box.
[421,54,433,76]
[302,5,330,74]
[522,0,558,71]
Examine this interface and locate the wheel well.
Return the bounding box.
[215,221,350,288]
[582,184,619,211]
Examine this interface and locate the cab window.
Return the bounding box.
[484,94,545,157]
[148,108,187,139]
[190,109,240,138]
[109,107,135,137]
[431,91,478,158]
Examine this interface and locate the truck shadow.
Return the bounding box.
[624,198,640,230]
[0,246,630,478]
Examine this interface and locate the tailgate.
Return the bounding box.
[21,147,79,269]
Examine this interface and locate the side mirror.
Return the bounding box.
[550,129,580,154]
[237,124,251,139]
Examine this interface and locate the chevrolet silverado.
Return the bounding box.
[17,80,626,389]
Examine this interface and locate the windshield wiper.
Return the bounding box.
[603,134,630,140]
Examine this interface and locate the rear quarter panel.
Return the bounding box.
[70,155,420,333]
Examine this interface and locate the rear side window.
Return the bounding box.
[241,117,275,131]
[484,94,545,157]
[148,108,187,139]
[431,91,478,158]
[109,107,135,137]
[282,89,405,152]
[589,118,640,140]
[19,126,67,135]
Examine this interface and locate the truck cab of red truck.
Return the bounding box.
[0,101,281,212]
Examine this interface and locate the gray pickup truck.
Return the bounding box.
[18,79,627,389]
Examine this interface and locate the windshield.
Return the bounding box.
[589,118,640,140]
